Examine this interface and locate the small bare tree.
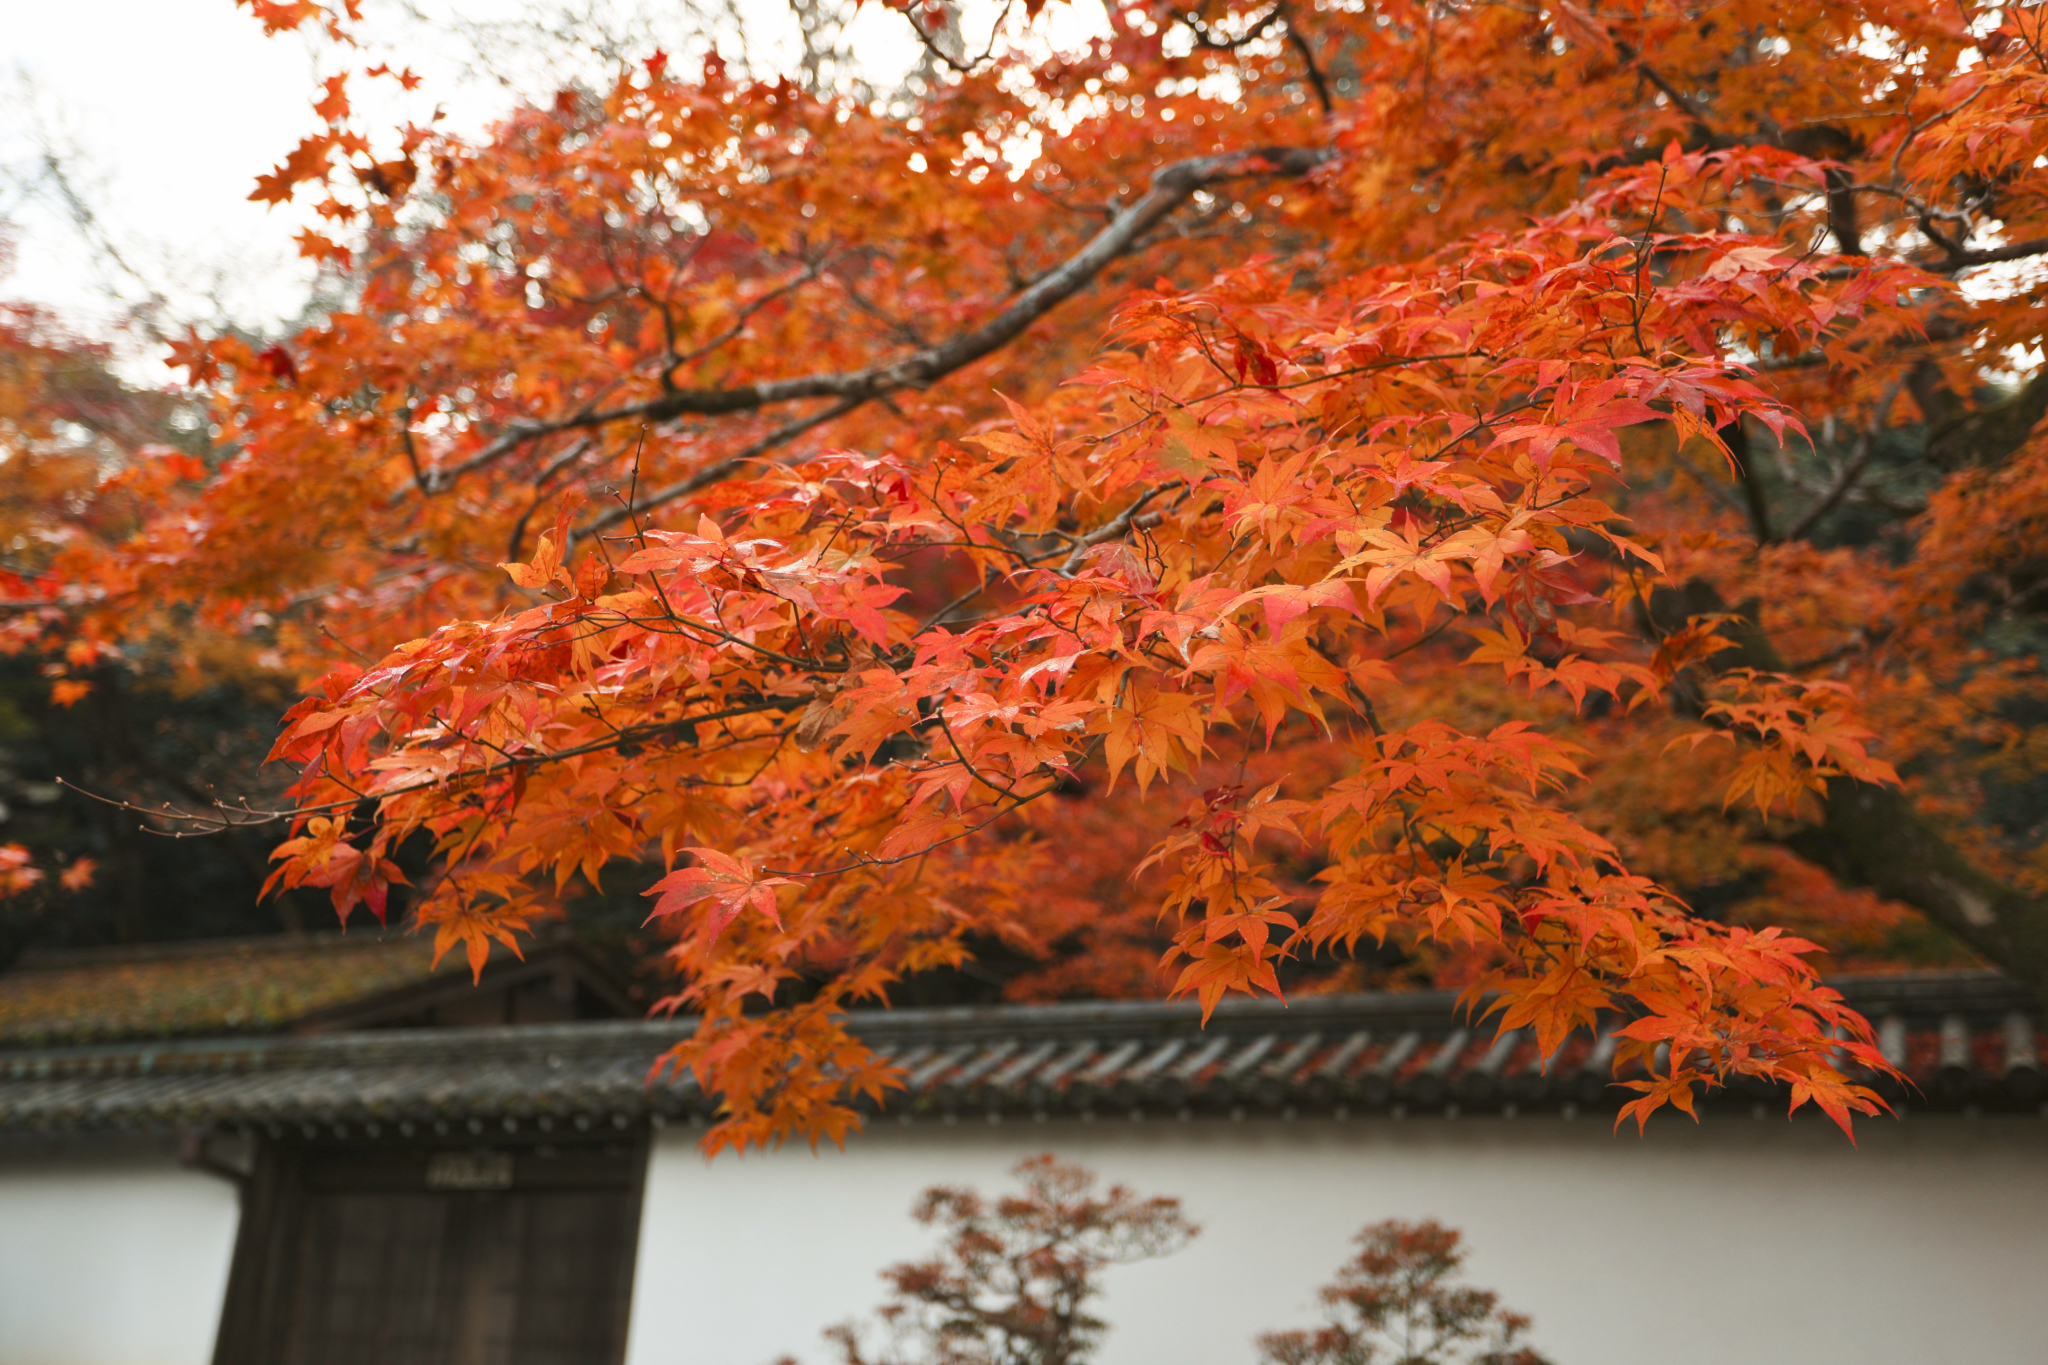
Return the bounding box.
[1257,1220,1550,1365]
[818,1154,1197,1365]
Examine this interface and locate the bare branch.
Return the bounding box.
[61,697,802,834]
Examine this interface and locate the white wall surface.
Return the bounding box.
[625,1112,2048,1365]
[0,1143,239,1365]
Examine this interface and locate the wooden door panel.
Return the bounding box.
[217,1137,644,1365]
[281,1191,459,1365]
[509,1191,640,1365]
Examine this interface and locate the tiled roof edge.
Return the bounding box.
[0,969,2031,1070]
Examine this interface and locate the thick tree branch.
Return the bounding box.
[470,146,1333,468]
[1929,235,2048,272]
[1817,235,2048,280]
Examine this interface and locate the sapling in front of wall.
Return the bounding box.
[784,1156,1550,1365]
[1258,1220,1552,1365]
[808,1155,1196,1365]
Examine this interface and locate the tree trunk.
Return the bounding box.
[1789,782,2048,1002]
[1650,578,2048,1003]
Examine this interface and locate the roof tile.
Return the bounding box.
[1,971,2040,1136]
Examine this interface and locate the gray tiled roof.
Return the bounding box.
[1,972,2040,1137]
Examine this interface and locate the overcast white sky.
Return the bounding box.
[0,0,982,364]
[2,2,337,340]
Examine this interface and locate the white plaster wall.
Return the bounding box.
[0,1144,239,1365]
[624,1113,2048,1365]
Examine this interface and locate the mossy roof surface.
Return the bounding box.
[0,935,444,1047]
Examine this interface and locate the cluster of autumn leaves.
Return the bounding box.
[8,0,2048,1148]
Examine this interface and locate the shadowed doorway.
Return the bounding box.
[213,1132,644,1365]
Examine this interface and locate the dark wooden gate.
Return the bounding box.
[214,1133,645,1365]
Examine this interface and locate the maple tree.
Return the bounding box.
[813,1154,1196,1365]
[1258,1220,1548,1365]
[0,291,324,958]
[31,0,2048,1147]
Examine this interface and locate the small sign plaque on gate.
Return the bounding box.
[425,1149,514,1190]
